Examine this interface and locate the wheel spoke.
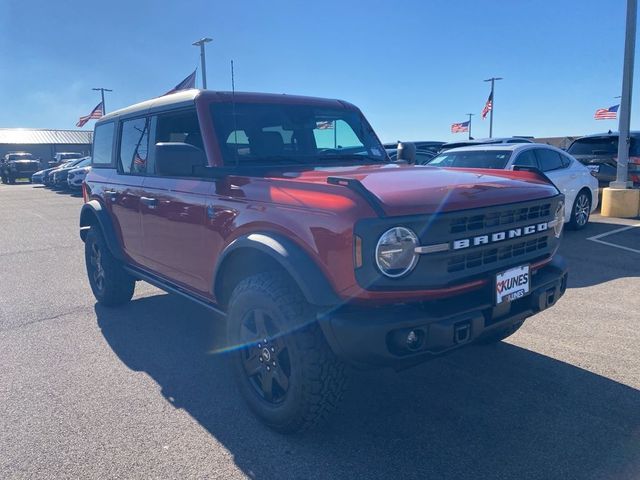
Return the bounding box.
[272,368,289,392]
[240,323,259,345]
[253,310,268,338]
[260,371,274,401]
[243,349,262,376]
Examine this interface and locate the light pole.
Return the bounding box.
[612,0,636,189]
[92,87,112,114]
[192,37,213,89]
[466,113,475,140]
[483,77,503,138]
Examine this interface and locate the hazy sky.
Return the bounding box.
[0,0,637,142]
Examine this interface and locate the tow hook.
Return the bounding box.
[454,322,471,344]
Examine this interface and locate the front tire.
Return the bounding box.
[227,272,347,433]
[569,190,591,230]
[84,227,135,306]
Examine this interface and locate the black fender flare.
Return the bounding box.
[214,233,341,307]
[79,200,125,261]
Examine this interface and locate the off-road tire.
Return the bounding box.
[84,227,135,307]
[477,321,523,345]
[227,272,347,433]
[569,189,591,230]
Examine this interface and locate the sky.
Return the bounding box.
[0,0,637,142]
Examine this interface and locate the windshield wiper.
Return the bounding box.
[318,153,388,163]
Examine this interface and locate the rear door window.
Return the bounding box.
[534,149,565,172]
[512,149,539,168]
[92,122,115,167]
[119,117,150,174]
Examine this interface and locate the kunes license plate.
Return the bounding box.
[496,265,530,304]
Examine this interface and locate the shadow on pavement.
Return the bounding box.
[96,294,640,480]
[559,221,639,288]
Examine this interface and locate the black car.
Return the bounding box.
[51,157,91,189]
[1,152,41,184]
[566,131,640,186]
[383,141,445,156]
[42,158,84,188]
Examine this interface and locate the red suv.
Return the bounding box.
[80,90,568,432]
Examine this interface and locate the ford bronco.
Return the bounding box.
[80,90,567,432]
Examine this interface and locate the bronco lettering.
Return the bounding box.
[452,222,550,250]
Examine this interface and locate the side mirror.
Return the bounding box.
[155,142,208,177]
[396,141,417,164]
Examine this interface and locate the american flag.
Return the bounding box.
[316,120,334,130]
[594,104,619,120]
[481,91,493,119]
[76,102,104,128]
[451,121,470,133]
[164,70,197,96]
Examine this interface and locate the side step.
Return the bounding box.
[124,266,226,318]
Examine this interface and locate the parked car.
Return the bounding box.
[426,143,599,229]
[566,131,640,187]
[383,141,445,156]
[439,137,534,152]
[51,157,91,189]
[33,162,72,185]
[80,90,567,432]
[67,161,92,190]
[48,152,84,168]
[44,158,85,187]
[1,152,40,184]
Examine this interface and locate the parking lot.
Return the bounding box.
[1,183,639,479]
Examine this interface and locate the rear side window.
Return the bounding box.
[155,109,203,149]
[92,122,115,166]
[512,150,538,168]
[119,117,150,174]
[534,149,564,171]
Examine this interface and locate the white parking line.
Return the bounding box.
[586,223,640,254]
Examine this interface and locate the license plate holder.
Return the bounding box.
[495,265,530,305]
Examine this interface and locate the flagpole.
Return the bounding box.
[483,77,502,138]
[466,113,474,140]
[612,0,636,188]
[92,87,112,114]
[193,37,213,89]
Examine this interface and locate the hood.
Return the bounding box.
[266,164,560,216]
[10,159,39,165]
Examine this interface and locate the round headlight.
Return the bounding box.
[553,201,564,238]
[375,227,419,278]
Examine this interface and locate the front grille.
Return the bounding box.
[447,236,548,273]
[450,203,552,234]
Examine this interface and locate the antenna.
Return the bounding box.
[231,60,239,166]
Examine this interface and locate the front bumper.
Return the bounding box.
[320,255,568,369]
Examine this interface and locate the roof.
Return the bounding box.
[440,143,562,153]
[0,128,92,145]
[100,89,352,122]
[574,131,640,139]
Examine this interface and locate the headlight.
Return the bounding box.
[375,227,419,278]
[553,201,564,238]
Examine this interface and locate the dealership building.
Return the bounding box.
[0,128,92,165]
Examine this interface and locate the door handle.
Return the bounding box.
[140,196,158,208]
[103,190,117,202]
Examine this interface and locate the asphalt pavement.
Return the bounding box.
[1,183,639,480]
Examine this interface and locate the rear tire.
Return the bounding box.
[227,272,347,433]
[84,227,135,307]
[569,190,591,230]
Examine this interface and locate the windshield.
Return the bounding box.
[210,102,387,166]
[427,150,512,169]
[7,153,34,161]
[567,136,640,156]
